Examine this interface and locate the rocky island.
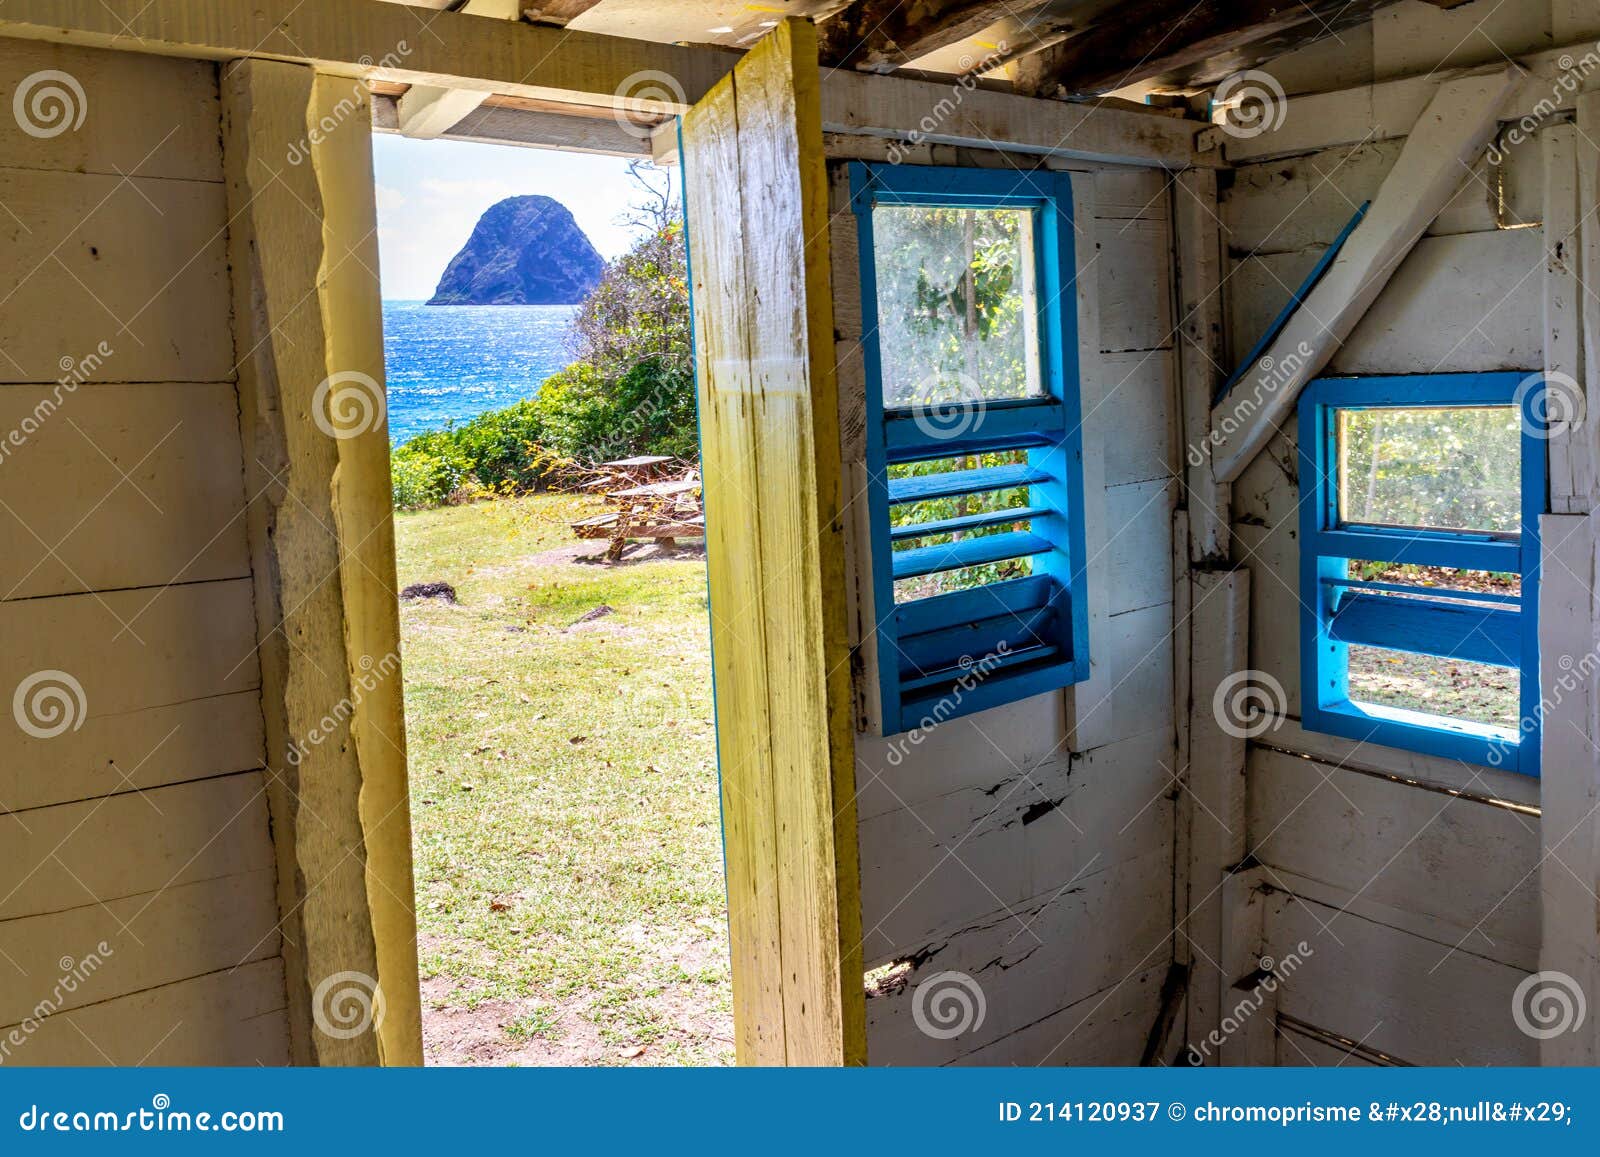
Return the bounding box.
[428,195,604,306]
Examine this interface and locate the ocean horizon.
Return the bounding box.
[382,300,580,446]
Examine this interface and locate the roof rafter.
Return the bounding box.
[1010,0,1403,98]
[819,0,1047,73]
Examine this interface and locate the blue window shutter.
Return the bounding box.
[1296,372,1547,775]
[850,163,1092,737]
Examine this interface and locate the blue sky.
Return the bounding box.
[372,134,650,301]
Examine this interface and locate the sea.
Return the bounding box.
[382,300,579,446]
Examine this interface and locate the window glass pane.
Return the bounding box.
[1336,406,1520,534]
[1346,644,1518,732]
[871,205,1041,408]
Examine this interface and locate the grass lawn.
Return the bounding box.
[393,492,730,1066]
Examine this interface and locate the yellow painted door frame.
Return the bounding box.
[680,18,866,1065]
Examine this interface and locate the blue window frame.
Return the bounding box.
[849,163,1089,737]
[1297,372,1546,776]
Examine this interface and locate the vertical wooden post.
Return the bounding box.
[1545,123,1589,514]
[1172,165,1250,1061]
[680,18,865,1065]
[1537,512,1600,1066]
[222,59,422,1066]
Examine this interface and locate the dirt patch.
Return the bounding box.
[525,540,707,568]
[420,976,608,1067]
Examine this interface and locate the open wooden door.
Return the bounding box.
[680,18,865,1065]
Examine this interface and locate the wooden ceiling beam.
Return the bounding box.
[819,0,1047,73]
[520,0,605,25]
[1011,0,1401,98]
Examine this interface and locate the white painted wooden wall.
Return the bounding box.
[1208,0,1600,1067]
[0,39,288,1064]
[830,154,1181,1065]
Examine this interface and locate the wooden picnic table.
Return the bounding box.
[569,458,705,560]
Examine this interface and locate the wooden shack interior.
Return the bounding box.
[2,0,1599,1068]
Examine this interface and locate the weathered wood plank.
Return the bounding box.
[1227,228,1545,379]
[858,730,1174,960]
[865,848,1171,1064]
[1106,479,1175,616]
[0,38,221,180]
[1222,136,1541,256]
[682,19,863,1066]
[1097,216,1174,353]
[0,383,249,599]
[0,692,265,816]
[819,70,1205,170]
[1537,513,1600,1064]
[372,92,650,156]
[1100,349,1178,488]
[224,59,420,1067]
[1249,746,1541,969]
[0,771,274,922]
[1267,891,1537,1065]
[0,0,730,112]
[0,168,231,383]
[1180,568,1249,1062]
[0,580,259,726]
[957,964,1168,1066]
[0,957,289,1066]
[1173,167,1230,563]
[0,870,281,1026]
[1069,602,1176,753]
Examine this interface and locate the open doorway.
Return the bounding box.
[372,132,730,1066]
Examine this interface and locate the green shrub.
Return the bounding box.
[536,356,696,464]
[391,448,461,510]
